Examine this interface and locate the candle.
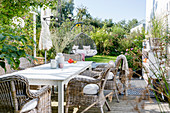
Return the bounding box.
[51,59,57,69]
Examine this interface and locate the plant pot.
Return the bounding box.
[34,57,44,65]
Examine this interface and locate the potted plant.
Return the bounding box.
[50,19,75,67]
[50,19,75,54]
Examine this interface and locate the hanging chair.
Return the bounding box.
[71,32,97,57]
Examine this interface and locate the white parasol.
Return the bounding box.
[39,6,53,63]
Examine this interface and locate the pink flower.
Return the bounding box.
[131,48,133,50]
[125,53,127,55]
[126,49,128,51]
[23,17,25,19]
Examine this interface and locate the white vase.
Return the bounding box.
[55,53,64,68]
[55,53,63,60]
[58,56,64,68]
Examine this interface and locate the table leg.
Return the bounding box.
[58,82,64,113]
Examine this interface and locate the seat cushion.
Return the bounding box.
[108,72,114,80]
[83,84,99,95]
[20,98,38,112]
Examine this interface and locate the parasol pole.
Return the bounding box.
[45,49,47,64]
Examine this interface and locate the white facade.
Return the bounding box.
[145,0,170,32]
[130,23,145,33]
[143,0,170,81]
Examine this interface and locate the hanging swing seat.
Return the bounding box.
[71,32,97,57]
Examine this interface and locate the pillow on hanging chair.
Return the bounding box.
[83,45,90,54]
[72,45,79,53]
[72,45,79,50]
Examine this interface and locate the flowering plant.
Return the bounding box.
[124,47,142,72]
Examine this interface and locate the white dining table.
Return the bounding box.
[2,61,93,113]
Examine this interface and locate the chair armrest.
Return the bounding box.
[69,77,101,84]
[96,64,107,68]
[19,86,51,112]
[27,85,51,98]
[93,68,104,72]
[79,70,101,78]
[33,85,51,96]
[35,86,51,112]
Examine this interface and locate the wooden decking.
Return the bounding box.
[51,79,170,113]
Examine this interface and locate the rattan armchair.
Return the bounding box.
[93,63,120,102]
[0,75,51,113]
[66,65,112,113]
[93,55,129,96]
[63,53,83,61]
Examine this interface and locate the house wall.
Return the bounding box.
[145,0,170,33]
[130,23,145,33]
[144,0,170,80]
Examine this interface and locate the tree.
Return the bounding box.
[126,19,138,32]
[76,5,92,22]
[102,19,114,27]
[91,24,112,55]
[51,0,74,22]
[90,17,103,28]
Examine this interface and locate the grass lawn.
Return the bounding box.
[85,55,117,63]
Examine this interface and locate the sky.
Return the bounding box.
[73,0,146,23]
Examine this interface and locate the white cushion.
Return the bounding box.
[83,45,90,50]
[76,49,86,55]
[30,90,38,93]
[83,84,99,95]
[108,72,114,80]
[86,50,97,56]
[83,45,90,54]
[20,98,38,112]
[72,45,79,50]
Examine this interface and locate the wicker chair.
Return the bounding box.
[0,75,51,113]
[114,55,129,96]
[66,65,113,113]
[93,55,129,96]
[63,53,83,61]
[93,63,120,102]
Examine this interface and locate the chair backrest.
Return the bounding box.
[72,32,97,50]
[63,53,83,61]
[0,75,30,112]
[0,60,14,75]
[19,57,34,69]
[99,65,112,91]
[115,55,129,77]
